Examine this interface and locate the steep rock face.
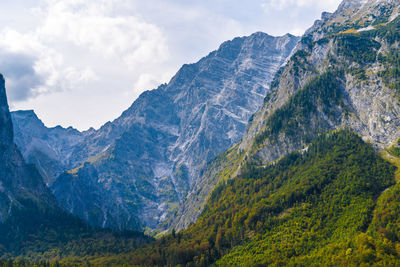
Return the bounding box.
[47,32,299,230]
[0,74,56,224]
[241,0,400,158]
[0,76,12,147]
[11,110,84,185]
[169,0,400,231]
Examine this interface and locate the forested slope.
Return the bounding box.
[81,131,399,266]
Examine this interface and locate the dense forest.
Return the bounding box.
[0,201,152,264]
[55,130,394,266]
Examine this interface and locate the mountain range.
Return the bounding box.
[12,32,299,230]
[2,0,400,265]
[0,73,153,260]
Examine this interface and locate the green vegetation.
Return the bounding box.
[74,130,397,266]
[388,139,400,158]
[378,49,400,94]
[255,71,345,147]
[218,131,397,266]
[334,16,400,95]
[0,199,152,264]
[290,50,315,76]
[375,16,400,44]
[371,5,394,26]
[335,34,381,65]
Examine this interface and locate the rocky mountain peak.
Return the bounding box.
[321,12,333,21]
[12,110,46,129]
[336,0,398,14]
[11,109,84,185]
[12,32,300,231]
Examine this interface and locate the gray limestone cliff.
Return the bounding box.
[13,33,299,230]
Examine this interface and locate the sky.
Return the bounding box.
[0,0,342,130]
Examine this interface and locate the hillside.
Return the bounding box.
[72,131,399,266]
[169,0,400,232]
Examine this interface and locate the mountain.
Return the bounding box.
[13,32,300,230]
[4,0,400,265]
[11,111,83,185]
[166,0,400,231]
[241,0,400,162]
[90,1,400,264]
[0,74,152,260]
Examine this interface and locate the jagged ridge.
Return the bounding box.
[13,32,299,230]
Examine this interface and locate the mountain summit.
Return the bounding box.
[13,32,299,230]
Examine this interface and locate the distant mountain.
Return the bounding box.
[0,74,152,259]
[11,110,83,185]
[13,32,299,230]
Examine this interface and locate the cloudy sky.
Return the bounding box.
[0,0,342,130]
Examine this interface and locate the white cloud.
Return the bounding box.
[1,0,173,129]
[0,49,44,101]
[38,0,169,69]
[0,27,96,97]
